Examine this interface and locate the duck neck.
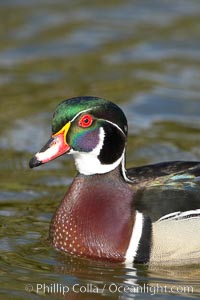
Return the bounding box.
[72,146,126,176]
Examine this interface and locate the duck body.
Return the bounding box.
[128,161,200,221]
[29,96,200,265]
[151,212,200,266]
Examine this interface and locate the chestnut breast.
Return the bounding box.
[49,170,135,261]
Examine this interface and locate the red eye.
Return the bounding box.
[78,114,93,128]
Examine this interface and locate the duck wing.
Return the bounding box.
[127,161,200,221]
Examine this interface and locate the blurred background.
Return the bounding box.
[0,1,200,299]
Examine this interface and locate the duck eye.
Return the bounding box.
[78,114,93,128]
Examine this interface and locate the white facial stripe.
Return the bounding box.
[121,153,133,183]
[70,107,98,122]
[70,108,126,138]
[69,126,104,157]
[67,109,127,176]
[91,126,105,156]
[72,127,125,175]
[125,211,143,262]
[104,119,126,137]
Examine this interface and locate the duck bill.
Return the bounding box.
[29,123,71,168]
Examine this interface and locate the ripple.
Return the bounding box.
[37,176,72,187]
[0,74,15,85]
[106,40,200,64]
[134,67,200,90]
[0,25,123,66]
[0,113,50,152]
[0,209,16,217]
[10,11,67,40]
[27,71,64,84]
[124,92,200,131]
[0,190,46,202]
[134,142,198,163]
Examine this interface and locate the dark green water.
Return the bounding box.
[0,1,200,299]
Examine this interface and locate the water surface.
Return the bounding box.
[0,0,200,299]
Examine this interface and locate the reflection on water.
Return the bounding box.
[0,0,200,299]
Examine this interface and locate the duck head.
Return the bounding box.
[29,96,128,175]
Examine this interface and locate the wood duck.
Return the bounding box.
[29,96,200,265]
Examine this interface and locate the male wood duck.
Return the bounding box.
[29,96,200,265]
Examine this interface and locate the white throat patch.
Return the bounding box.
[71,127,125,175]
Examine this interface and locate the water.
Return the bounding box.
[0,0,200,299]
